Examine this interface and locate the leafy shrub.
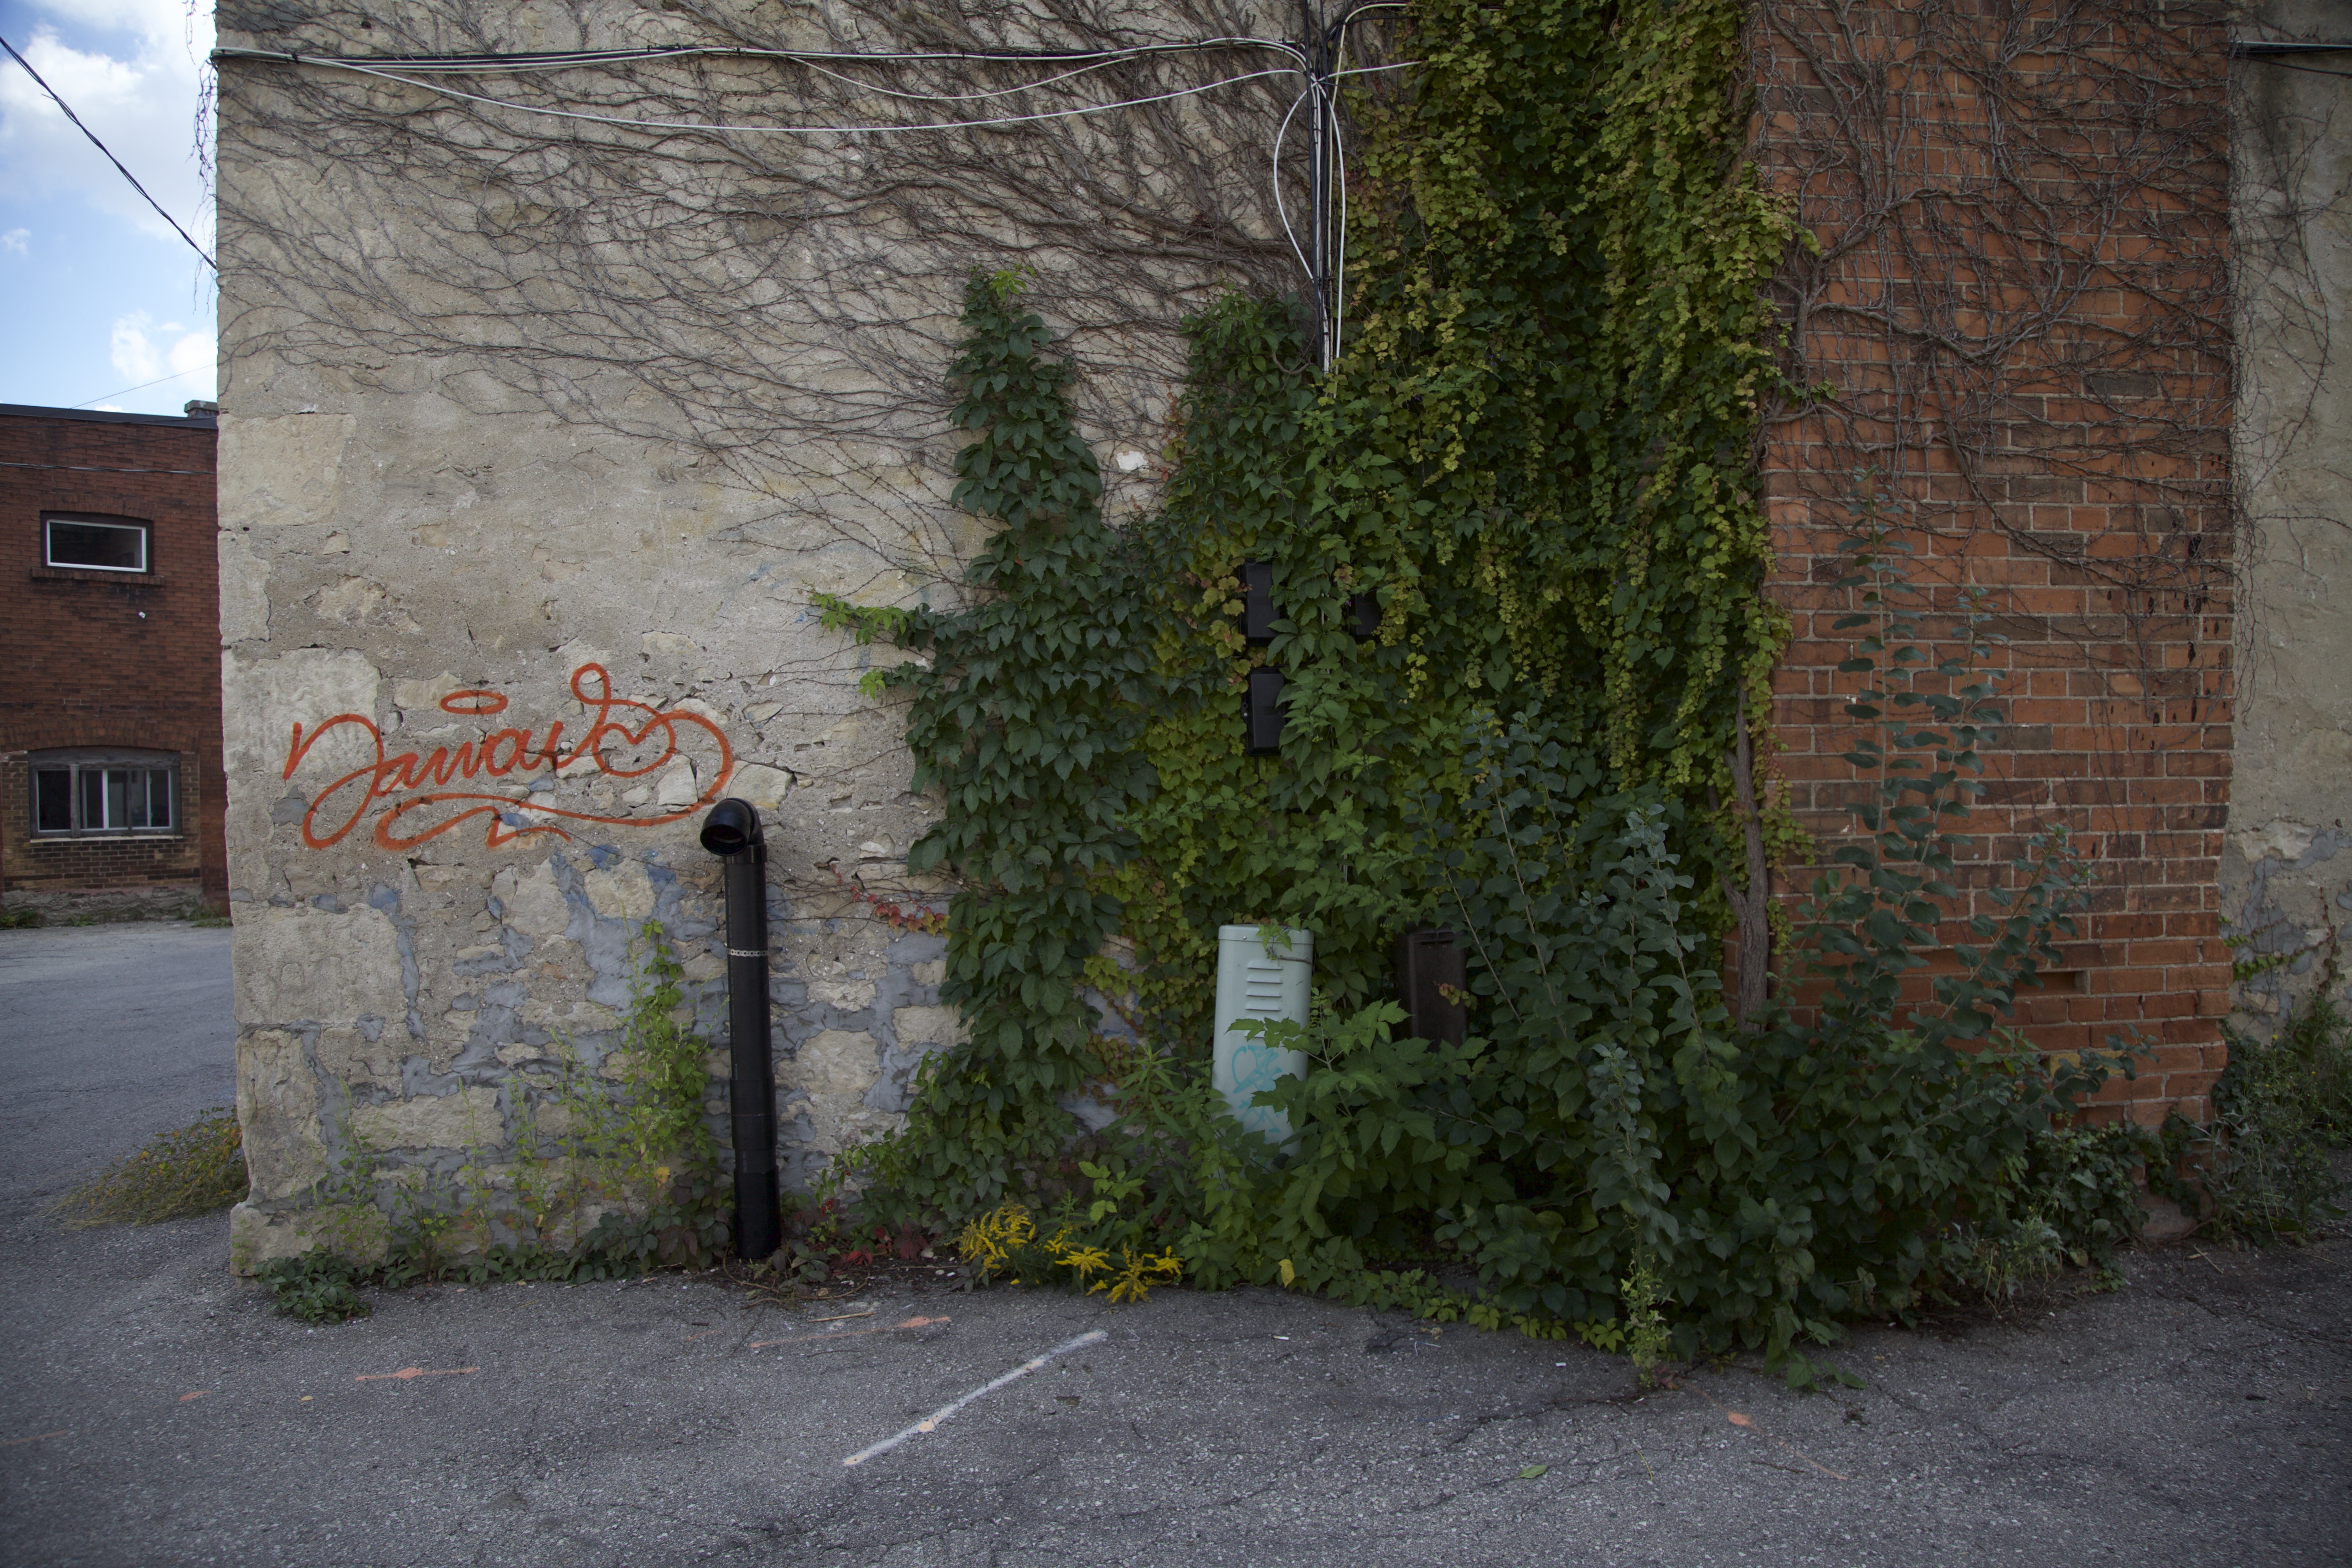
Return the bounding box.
[879,510,2149,1378]
[575,1166,734,1276]
[54,1107,249,1227]
[1124,523,2137,1364]
[256,1251,369,1323]
[2164,981,2352,1243]
[1942,1121,2156,1299]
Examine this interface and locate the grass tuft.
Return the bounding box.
[54,1107,250,1228]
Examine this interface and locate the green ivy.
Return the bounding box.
[834,0,1796,1219]
[822,0,2146,1364]
[833,269,1163,1217]
[1099,0,1798,1056]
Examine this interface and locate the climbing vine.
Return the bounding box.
[826,0,1787,1210]
[819,268,1163,1217]
[1088,0,1800,1058]
[841,0,1792,1170]
[823,0,2147,1359]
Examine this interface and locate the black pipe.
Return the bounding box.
[699,798,779,1261]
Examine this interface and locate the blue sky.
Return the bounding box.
[0,0,215,415]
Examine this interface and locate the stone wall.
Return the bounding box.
[213,0,1294,1260]
[2226,3,2352,1032]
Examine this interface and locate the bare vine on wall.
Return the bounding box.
[1745,0,2239,918]
[218,0,1322,491]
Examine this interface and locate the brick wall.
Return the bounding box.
[0,407,225,911]
[1749,1,2235,1122]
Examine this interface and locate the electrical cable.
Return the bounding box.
[1270,64,1416,366]
[1329,85,1349,365]
[790,52,1135,104]
[236,53,1302,137]
[781,40,1410,105]
[212,39,1307,74]
[71,367,212,409]
[1325,24,1390,366]
[1319,18,1417,366]
[2245,58,2352,78]
[1,33,216,271]
[1270,83,1316,290]
[219,23,1419,364]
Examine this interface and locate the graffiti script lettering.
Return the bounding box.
[282,663,734,851]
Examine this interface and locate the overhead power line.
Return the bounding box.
[72,365,211,409]
[216,50,1308,138]
[213,39,1308,73]
[0,32,216,271]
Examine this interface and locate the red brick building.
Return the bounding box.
[1749,1,2237,1121]
[1,403,226,919]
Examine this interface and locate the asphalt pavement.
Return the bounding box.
[0,923,2347,1567]
[0,921,236,1226]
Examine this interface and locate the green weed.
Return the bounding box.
[2164,980,2352,1243]
[256,1251,369,1323]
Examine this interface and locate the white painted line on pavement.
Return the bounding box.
[842,1328,1108,1467]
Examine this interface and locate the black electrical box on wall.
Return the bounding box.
[1243,665,1286,755]
[1240,560,1277,645]
[1349,590,1380,641]
[1395,926,1467,1046]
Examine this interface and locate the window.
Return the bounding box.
[29,751,178,837]
[44,515,150,573]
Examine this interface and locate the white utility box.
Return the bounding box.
[1212,924,1314,1145]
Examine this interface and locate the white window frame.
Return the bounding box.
[28,750,180,838]
[42,513,151,574]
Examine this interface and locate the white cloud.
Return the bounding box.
[0,227,26,253]
[110,309,164,381]
[0,2,214,252]
[167,320,211,379]
[107,306,214,397]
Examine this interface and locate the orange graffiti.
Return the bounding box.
[439,689,509,716]
[281,663,734,851]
